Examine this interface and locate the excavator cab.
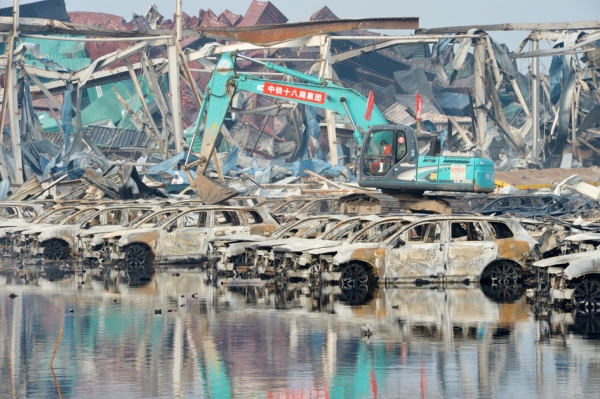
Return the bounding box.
[360,125,419,182]
[359,125,495,194]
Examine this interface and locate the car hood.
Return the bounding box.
[103,227,158,240]
[533,250,600,280]
[2,223,51,234]
[0,220,29,227]
[210,235,269,245]
[22,224,75,235]
[78,225,129,238]
[272,239,341,253]
[246,239,292,251]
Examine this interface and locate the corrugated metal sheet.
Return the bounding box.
[85,126,152,149]
[86,76,154,104]
[67,12,127,30]
[238,0,288,27]
[127,15,152,31]
[41,125,151,150]
[310,6,338,21]
[395,94,442,116]
[180,11,198,28]
[220,9,243,26]
[352,81,396,112]
[26,57,92,72]
[21,35,86,58]
[198,9,230,28]
[0,0,69,21]
[37,112,60,133]
[81,82,134,126]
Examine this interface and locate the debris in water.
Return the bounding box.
[361,324,373,337]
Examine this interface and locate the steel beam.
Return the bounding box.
[473,39,487,146]
[168,43,183,152]
[418,20,600,34]
[531,34,541,160]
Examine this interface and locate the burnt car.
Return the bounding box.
[212,215,351,277]
[271,197,340,223]
[533,250,600,312]
[21,205,158,261]
[0,205,89,257]
[314,216,539,290]
[102,206,278,273]
[269,215,386,280]
[77,207,187,263]
[0,202,46,224]
[471,194,570,216]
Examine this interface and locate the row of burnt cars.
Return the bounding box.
[0,192,599,312]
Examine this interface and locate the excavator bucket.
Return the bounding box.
[193,174,238,205]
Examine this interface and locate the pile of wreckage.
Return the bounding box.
[0,177,600,307]
[0,0,599,195]
[1,1,600,311]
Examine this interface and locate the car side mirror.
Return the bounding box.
[395,239,405,248]
[166,224,175,232]
[83,222,91,229]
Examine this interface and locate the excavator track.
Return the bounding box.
[339,193,404,214]
[339,192,476,215]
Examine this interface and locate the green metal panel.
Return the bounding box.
[26,57,92,71]
[87,77,155,107]
[81,82,134,126]
[36,111,60,133]
[21,35,86,58]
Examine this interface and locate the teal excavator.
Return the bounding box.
[185,51,495,213]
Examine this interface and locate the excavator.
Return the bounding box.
[185,51,495,213]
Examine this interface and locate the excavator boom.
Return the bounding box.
[187,51,495,208]
[187,51,387,204]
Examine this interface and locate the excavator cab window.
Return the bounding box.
[396,131,407,163]
[363,131,394,176]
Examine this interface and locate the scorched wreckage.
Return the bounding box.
[0,1,599,306]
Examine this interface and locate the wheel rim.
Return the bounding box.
[125,246,148,274]
[489,263,519,285]
[341,264,369,290]
[44,241,65,260]
[484,282,522,303]
[341,284,369,305]
[572,280,600,312]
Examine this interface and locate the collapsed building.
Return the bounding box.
[0,0,596,201]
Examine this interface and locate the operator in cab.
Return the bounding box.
[370,140,392,175]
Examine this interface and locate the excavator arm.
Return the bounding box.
[187,51,388,204]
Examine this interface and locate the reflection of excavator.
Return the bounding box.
[186,51,495,213]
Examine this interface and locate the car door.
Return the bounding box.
[446,220,497,279]
[384,221,447,280]
[160,211,210,261]
[210,210,249,242]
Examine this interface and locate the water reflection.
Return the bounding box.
[1,265,600,398]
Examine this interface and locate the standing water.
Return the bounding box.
[1,266,599,399]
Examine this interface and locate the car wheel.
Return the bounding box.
[572,280,600,313]
[339,263,370,290]
[124,244,152,276]
[43,240,68,261]
[487,261,521,285]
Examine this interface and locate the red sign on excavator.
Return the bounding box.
[263,82,326,104]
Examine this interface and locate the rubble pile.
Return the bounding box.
[0,0,597,195]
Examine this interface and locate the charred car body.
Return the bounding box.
[311,216,539,289]
[101,206,278,274]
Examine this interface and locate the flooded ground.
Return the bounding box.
[1,263,600,399]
